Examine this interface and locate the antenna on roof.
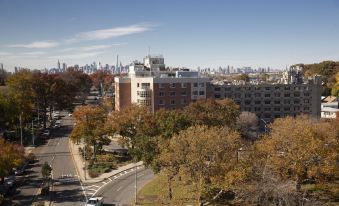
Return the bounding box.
[148,46,151,56]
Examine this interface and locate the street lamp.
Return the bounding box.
[260,118,267,133]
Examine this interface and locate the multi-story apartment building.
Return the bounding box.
[115,56,322,123]
[211,75,322,123]
[115,55,211,112]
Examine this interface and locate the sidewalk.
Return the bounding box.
[68,139,143,184]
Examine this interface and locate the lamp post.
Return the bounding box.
[260,118,267,133]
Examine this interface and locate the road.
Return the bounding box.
[12,111,85,206]
[93,168,154,206]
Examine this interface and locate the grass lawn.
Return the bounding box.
[137,174,198,205]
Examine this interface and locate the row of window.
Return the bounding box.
[216,86,311,92]
[158,90,205,97]
[243,106,310,112]
[241,99,310,105]
[159,99,188,106]
[216,92,310,98]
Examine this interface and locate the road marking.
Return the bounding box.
[87,188,97,191]
[116,186,122,191]
[102,181,108,184]
[108,177,112,181]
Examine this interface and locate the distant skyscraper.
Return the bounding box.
[57,60,61,69]
[62,63,67,71]
[0,63,3,70]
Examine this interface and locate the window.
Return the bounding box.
[255,100,261,104]
[265,87,270,91]
[159,83,165,88]
[304,106,310,111]
[193,83,198,87]
[170,83,176,88]
[193,91,198,95]
[137,83,140,87]
[245,100,251,105]
[294,106,300,111]
[159,91,164,97]
[264,100,271,104]
[244,107,251,111]
[304,92,309,96]
[284,107,290,111]
[199,83,205,87]
[254,87,261,90]
[294,92,300,97]
[141,83,150,87]
[294,99,300,104]
[284,86,290,90]
[215,94,221,98]
[255,93,261,97]
[199,91,205,95]
[255,107,261,111]
[274,93,281,97]
[181,91,187,96]
[235,93,241,98]
[245,93,251,98]
[264,93,271,98]
[284,100,290,104]
[274,100,280,104]
[284,93,290,97]
[159,99,164,105]
[170,91,176,96]
[264,108,271,111]
[264,114,271,118]
[214,87,221,91]
[181,99,187,105]
[181,83,187,88]
[225,87,231,91]
[274,107,280,111]
[304,99,309,103]
[170,100,175,105]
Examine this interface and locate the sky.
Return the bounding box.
[0,0,339,72]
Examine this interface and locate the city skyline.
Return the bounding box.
[1,0,339,72]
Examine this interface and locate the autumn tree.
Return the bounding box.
[184,99,240,128]
[234,73,250,82]
[6,69,35,122]
[90,70,115,95]
[106,105,157,163]
[255,115,338,191]
[70,105,109,160]
[0,138,25,183]
[157,125,243,205]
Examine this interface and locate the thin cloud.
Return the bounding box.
[0,52,11,56]
[22,51,45,55]
[8,41,59,49]
[60,43,124,52]
[49,52,102,60]
[70,23,156,41]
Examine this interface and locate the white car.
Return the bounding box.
[86,197,104,206]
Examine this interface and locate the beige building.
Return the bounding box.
[115,55,211,112]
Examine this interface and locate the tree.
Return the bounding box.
[157,125,242,205]
[184,99,240,128]
[90,70,115,95]
[106,105,157,163]
[70,105,109,160]
[41,162,52,180]
[236,112,259,140]
[255,116,338,190]
[0,138,25,183]
[259,73,269,82]
[234,73,250,82]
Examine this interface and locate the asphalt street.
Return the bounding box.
[94,168,154,206]
[11,111,85,206]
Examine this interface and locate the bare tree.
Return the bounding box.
[236,112,259,140]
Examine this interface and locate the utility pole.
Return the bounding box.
[135,163,137,205]
[19,113,23,146]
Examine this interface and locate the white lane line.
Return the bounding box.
[87,188,97,191]
[102,181,108,184]
[113,176,118,179]
[116,186,122,191]
[108,177,112,181]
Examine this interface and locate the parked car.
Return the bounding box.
[4,175,15,188]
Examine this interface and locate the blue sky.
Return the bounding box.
[0,0,339,71]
